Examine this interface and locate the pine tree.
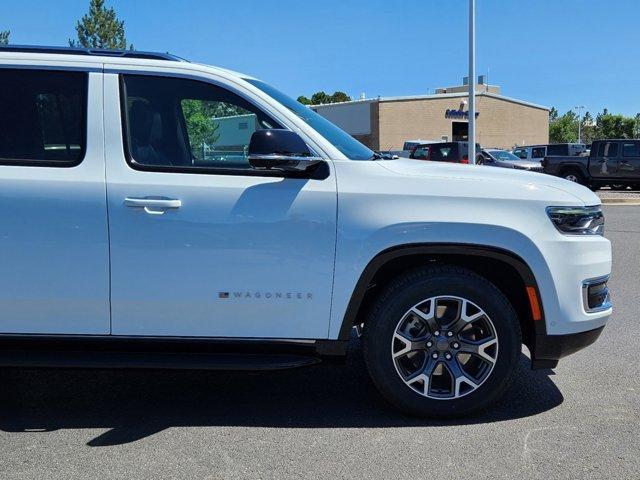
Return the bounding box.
[0,31,9,45]
[69,0,132,50]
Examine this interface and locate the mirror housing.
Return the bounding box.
[248,129,324,174]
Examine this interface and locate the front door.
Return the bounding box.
[103,73,337,339]
[0,67,110,334]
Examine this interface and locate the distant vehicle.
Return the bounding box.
[410,141,482,164]
[512,143,587,161]
[479,148,544,172]
[542,139,640,189]
[402,139,435,152]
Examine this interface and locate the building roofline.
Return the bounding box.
[311,91,549,111]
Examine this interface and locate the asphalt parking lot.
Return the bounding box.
[0,206,638,480]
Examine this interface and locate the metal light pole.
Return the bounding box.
[574,105,585,143]
[468,0,476,164]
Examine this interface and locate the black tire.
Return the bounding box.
[363,265,521,418]
[560,168,586,185]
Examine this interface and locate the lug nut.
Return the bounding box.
[434,330,440,336]
[447,331,453,337]
[453,342,459,349]
[445,353,452,360]
[432,353,438,359]
[426,341,433,348]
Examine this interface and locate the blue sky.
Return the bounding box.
[2,0,638,116]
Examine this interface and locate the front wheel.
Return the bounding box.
[363,266,521,418]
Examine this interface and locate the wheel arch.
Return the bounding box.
[339,243,546,349]
[557,162,589,179]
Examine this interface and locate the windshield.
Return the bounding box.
[489,150,521,161]
[245,79,375,160]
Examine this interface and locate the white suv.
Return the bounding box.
[0,46,612,417]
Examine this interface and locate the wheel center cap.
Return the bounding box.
[435,337,449,352]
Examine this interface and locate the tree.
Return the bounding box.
[69,0,132,50]
[297,91,352,105]
[634,113,640,139]
[548,106,558,123]
[181,100,220,160]
[330,91,351,103]
[596,113,635,139]
[549,110,578,143]
[581,111,597,145]
[0,31,9,45]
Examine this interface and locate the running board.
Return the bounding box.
[0,350,321,370]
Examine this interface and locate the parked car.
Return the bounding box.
[479,148,544,172]
[410,141,482,164]
[542,139,640,190]
[513,143,587,161]
[0,45,612,418]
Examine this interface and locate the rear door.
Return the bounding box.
[0,65,110,334]
[619,142,640,180]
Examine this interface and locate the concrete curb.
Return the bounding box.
[600,198,640,205]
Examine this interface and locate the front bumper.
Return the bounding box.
[530,325,605,369]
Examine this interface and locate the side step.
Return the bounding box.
[0,350,321,370]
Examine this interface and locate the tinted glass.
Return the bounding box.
[412,146,429,159]
[122,75,281,170]
[601,142,619,157]
[546,145,567,156]
[513,149,527,159]
[245,79,375,160]
[622,142,640,157]
[489,150,520,161]
[0,69,86,165]
[532,147,546,158]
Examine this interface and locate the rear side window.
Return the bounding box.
[412,146,430,159]
[546,145,566,156]
[622,143,640,157]
[532,147,546,158]
[120,75,282,172]
[0,69,87,166]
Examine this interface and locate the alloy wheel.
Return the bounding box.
[391,296,498,400]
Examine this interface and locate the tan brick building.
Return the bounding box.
[311,82,549,151]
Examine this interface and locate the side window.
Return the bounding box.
[601,142,619,157]
[546,145,565,156]
[513,149,526,159]
[437,147,452,158]
[532,147,546,158]
[412,146,429,159]
[623,143,639,157]
[0,69,87,166]
[121,75,282,171]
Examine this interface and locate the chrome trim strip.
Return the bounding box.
[582,275,612,313]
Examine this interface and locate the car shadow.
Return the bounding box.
[0,336,563,447]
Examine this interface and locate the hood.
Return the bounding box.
[500,159,541,169]
[376,158,600,205]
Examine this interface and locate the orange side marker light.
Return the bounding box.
[526,286,542,321]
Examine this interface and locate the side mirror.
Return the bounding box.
[248,129,324,174]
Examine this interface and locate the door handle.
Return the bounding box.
[124,197,182,215]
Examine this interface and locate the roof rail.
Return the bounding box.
[0,45,187,62]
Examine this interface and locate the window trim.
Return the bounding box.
[0,68,88,168]
[118,73,326,179]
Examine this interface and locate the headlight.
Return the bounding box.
[546,205,604,235]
